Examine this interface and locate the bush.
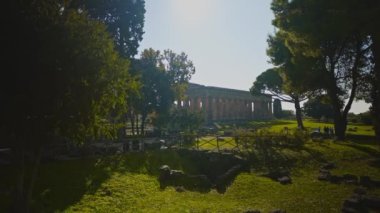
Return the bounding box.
[236,128,308,152]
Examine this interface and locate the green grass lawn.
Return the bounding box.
[1,120,379,212]
[266,119,375,136]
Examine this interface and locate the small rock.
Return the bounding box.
[321,162,336,170]
[101,188,112,196]
[362,196,380,209]
[170,169,185,178]
[318,174,330,181]
[270,209,286,213]
[330,175,342,184]
[343,174,358,185]
[158,165,172,182]
[244,210,261,213]
[159,165,171,171]
[341,207,359,213]
[371,179,380,187]
[265,170,290,180]
[278,176,292,185]
[353,187,367,195]
[175,186,185,192]
[319,169,330,174]
[359,176,372,187]
[343,198,361,209]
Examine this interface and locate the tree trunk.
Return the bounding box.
[11,143,43,213]
[334,113,347,140]
[372,34,380,143]
[294,96,304,129]
[328,39,361,141]
[12,146,27,213]
[25,146,42,209]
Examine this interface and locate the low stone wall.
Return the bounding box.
[158,149,249,193]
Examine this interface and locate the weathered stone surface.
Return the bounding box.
[359,176,372,187]
[269,209,286,213]
[341,192,380,212]
[353,187,367,195]
[343,174,358,185]
[330,175,343,184]
[362,196,380,209]
[159,165,171,182]
[157,150,248,193]
[318,168,331,181]
[278,176,292,185]
[215,165,243,193]
[244,210,261,213]
[341,207,359,213]
[185,83,273,122]
[343,198,361,209]
[170,170,185,178]
[175,186,185,192]
[319,169,330,174]
[321,162,336,170]
[264,169,290,180]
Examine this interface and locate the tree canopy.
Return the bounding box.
[2,0,142,210]
[269,0,376,139]
[69,0,146,58]
[127,48,196,135]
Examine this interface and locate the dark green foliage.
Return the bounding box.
[304,97,334,120]
[270,0,376,140]
[159,108,204,135]
[250,67,305,129]
[129,48,196,135]
[348,111,373,125]
[130,50,175,134]
[251,68,283,95]
[71,0,146,58]
[1,1,139,211]
[161,50,196,100]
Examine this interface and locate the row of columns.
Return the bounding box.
[177,96,272,122]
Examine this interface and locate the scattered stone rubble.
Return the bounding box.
[341,187,380,212]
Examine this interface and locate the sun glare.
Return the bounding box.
[171,0,215,24]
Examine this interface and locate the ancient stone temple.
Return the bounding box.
[177,83,273,122]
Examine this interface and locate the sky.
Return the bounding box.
[138,0,370,114]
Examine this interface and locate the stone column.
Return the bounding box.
[201,96,207,120]
[207,96,212,121]
[212,97,217,121]
[197,97,202,111]
[230,99,235,120]
[269,100,273,116]
[239,99,244,119]
[254,100,260,119]
[216,97,222,121]
[249,101,254,119]
[226,99,231,120]
[221,98,226,120]
[188,97,193,111]
[244,100,250,119]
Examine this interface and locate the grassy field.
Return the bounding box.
[1,120,379,212]
[264,119,375,136]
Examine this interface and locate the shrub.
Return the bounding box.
[235,128,308,152]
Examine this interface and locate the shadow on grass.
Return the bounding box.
[341,143,380,158]
[21,149,245,212]
[368,158,380,169]
[23,150,199,212]
[247,144,328,176]
[345,134,378,145]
